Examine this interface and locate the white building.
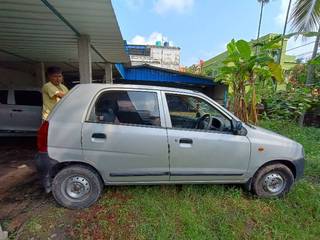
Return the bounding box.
[127,44,180,71]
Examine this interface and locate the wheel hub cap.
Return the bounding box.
[66,176,90,199]
[264,173,284,193]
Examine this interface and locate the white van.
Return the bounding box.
[0,88,42,136]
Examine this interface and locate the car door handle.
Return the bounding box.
[92,133,106,139]
[179,138,193,144]
[12,109,23,112]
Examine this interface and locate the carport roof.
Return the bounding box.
[0,0,130,63]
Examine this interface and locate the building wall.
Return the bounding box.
[0,67,39,89]
[130,46,180,71]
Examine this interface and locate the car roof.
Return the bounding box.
[78,83,200,95]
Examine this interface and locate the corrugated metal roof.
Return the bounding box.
[0,0,129,63]
[120,64,216,86]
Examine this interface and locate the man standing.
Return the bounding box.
[42,66,69,120]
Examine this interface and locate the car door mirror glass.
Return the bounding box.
[232,120,247,135]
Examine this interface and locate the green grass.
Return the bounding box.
[18,120,320,239]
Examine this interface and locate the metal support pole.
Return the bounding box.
[279,0,292,64]
[78,35,92,84]
[255,1,265,55]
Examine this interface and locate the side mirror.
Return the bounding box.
[232,120,244,135]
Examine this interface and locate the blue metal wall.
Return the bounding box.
[115,63,126,79]
[117,65,215,86]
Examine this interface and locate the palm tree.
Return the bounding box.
[256,0,270,54]
[290,0,320,85]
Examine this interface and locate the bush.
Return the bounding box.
[264,84,319,121]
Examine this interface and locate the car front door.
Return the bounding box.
[82,89,170,182]
[163,92,251,182]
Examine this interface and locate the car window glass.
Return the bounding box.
[90,90,161,127]
[0,90,8,104]
[14,91,42,106]
[166,93,232,132]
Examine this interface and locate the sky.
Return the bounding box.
[112,0,315,66]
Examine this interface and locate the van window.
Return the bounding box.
[0,90,8,104]
[166,93,232,132]
[90,90,161,127]
[14,91,42,106]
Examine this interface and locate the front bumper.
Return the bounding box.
[292,157,305,180]
[34,152,58,193]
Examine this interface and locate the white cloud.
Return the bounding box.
[129,32,173,45]
[124,0,144,10]
[153,0,194,15]
[275,0,291,27]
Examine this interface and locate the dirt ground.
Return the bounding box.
[0,138,138,240]
[0,137,50,239]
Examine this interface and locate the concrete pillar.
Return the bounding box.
[35,62,46,87]
[78,35,92,84]
[104,63,113,84]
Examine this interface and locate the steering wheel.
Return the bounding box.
[195,113,213,130]
[211,117,224,131]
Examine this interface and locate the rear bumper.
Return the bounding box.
[34,152,58,193]
[293,157,305,180]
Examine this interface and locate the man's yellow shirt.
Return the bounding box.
[42,81,69,120]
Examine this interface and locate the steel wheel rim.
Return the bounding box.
[64,176,91,199]
[263,173,285,194]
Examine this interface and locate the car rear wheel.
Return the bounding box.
[252,163,294,198]
[52,165,103,209]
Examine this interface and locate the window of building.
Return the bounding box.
[127,45,151,56]
[90,90,161,127]
[14,91,42,106]
[166,93,232,132]
[0,90,8,104]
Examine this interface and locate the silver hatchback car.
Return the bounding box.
[35,84,304,209]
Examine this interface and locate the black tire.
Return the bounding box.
[252,163,294,198]
[52,165,103,209]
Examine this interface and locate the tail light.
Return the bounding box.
[37,121,49,152]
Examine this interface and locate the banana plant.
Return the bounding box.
[218,39,284,124]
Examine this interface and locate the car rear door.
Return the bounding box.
[11,90,42,132]
[82,89,170,182]
[163,91,251,182]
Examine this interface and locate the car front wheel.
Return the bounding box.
[52,165,103,209]
[252,163,294,198]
